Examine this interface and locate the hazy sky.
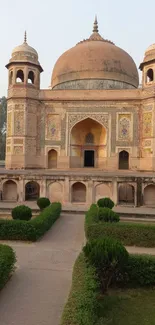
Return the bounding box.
[0,0,155,96]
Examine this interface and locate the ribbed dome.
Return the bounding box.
[51,19,139,90]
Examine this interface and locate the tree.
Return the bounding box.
[0,96,7,160]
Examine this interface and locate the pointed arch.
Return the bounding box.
[16,69,24,83]
[3,180,18,201]
[71,182,86,203]
[70,117,107,168]
[48,182,63,203]
[25,181,40,201]
[48,149,58,168]
[119,150,129,170]
[118,183,135,205]
[144,184,155,206]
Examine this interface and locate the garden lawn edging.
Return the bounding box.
[61,253,100,325]
[0,244,16,290]
[85,205,155,247]
[0,202,61,241]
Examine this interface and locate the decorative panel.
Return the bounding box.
[117,114,132,141]
[142,112,152,138]
[6,146,11,153]
[45,114,61,140]
[7,112,12,137]
[13,146,23,155]
[68,113,109,130]
[14,111,24,136]
[27,113,36,136]
[14,138,24,145]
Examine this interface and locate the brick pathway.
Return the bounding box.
[0,213,85,325]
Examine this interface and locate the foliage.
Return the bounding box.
[98,207,120,223]
[124,254,155,286]
[0,96,7,160]
[0,202,61,241]
[83,237,129,293]
[61,253,100,325]
[37,197,51,210]
[86,221,155,247]
[0,244,16,290]
[85,205,155,247]
[97,197,114,209]
[12,205,32,221]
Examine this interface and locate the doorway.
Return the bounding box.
[84,150,94,167]
[119,150,129,170]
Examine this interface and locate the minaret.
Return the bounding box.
[5,33,43,169]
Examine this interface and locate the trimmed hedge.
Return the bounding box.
[61,253,100,325]
[12,205,32,221]
[125,254,155,286]
[0,244,16,290]
[0,202,61,241]
[37,197,50,210]
[85,205,155,247]
[97,197,114,209]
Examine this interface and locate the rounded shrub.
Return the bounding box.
[97,197,114,209]
[83,237,129,292]
[12,205,32,221]
[98,207,120,222]
[37,197,51,210]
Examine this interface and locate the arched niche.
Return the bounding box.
[48,182,62,203]
[3,180,17,201]
[144,184,155,206]
[118,183,135,205]
[70,118,107,168]
[48,149,58,169]
[25,181,40,201]
[95,183,111,202]
[119,150,129,170]
[71,182,86,203]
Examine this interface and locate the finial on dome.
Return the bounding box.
[24,31,27,43]
[93,15,98,33]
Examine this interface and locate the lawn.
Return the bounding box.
[98,287,155,325]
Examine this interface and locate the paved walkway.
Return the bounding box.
[0,213,85,325]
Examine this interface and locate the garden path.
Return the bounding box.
[0,213,85,325]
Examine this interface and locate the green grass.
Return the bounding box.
[97,287,155,325]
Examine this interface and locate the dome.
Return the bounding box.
[139,43,155,70]
[6,31,42,70]
[51,18,139,90]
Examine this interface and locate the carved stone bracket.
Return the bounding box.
[68,113,109,131]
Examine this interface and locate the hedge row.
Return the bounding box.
[61,253,100,325]
[61,252,155,325]
[0,244,16,290]
[0,202,61,241]
[85,205,155,247]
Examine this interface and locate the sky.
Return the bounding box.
[0,0,155,96]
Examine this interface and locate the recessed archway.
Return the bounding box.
[28,71,35,84]
[71,182,86,203]
[70,118,107,168]
[25,181,40,201]
[48,149,58,168]
[118,184,135,205]
[144,184,155,206]
[119,150,129,170]
[3,180,17,201]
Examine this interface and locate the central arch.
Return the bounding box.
[70,118,107,168]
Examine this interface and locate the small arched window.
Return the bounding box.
[9,71,13,85]
[16,69,24,83]
[85,133,94,144]
[28,71,35,84]
[146,68,154,83]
